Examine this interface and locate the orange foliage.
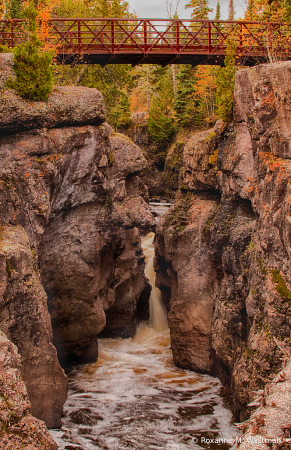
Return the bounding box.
[194,66,216,118]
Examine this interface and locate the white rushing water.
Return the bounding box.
[51,231,239,450]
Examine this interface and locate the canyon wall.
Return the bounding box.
[0,54,153,431]
[155,61,291,421]
[0,330,57,449]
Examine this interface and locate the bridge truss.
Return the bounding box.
[1,18,291,66]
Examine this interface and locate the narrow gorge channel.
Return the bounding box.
[51,210,238,450]
[4,54,291,450]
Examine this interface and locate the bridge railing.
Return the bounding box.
[1,18,291,61]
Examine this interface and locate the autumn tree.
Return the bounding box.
[54,0,132,19]
[0,0,6,19]
[246,0,255,20]
[130,65,156,114]
[244,0,291,22]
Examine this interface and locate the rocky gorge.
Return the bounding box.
[1,50,291,449]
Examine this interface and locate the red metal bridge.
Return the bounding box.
[1,18,291,66]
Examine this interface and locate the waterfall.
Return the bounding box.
[51,219,239,450]
[141,232,168,333]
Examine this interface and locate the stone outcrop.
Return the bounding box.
[39,128,153,365]
[0,65,106,135]
[155,61,291,421]
[155,193,219,373]
[0,226,67,429]
[119,115,188,200]
[0,331,57,450]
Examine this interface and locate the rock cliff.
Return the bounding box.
[0,54,154,430]
[0,330,57,449]
[0,226,67,429]
[155,61,291,421]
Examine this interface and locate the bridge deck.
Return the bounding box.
[1,18,291,66]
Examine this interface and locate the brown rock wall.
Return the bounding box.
[155,194,219,373]
[155,61,291,420]
[0,331,58,449]
[0,226,68,428]
[1,84,106,136]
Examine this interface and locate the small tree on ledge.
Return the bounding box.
[6,0,54,101]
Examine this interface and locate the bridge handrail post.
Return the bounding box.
[111,20,114,53]
[10,21,14,48]
[78,20,81,53]
[144,20,147,54]
[208,21,211,53]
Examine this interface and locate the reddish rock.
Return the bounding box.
[0,331,58,449]
[156,61,291,420]
[155,194,219,373]
[0,85,106,136]
[0,226,68,428]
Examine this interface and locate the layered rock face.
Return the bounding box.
[0,226,67,428]
[0,54,153,426]
[0,331,57,449]
[39,129,153,365]
[155,61,291,420]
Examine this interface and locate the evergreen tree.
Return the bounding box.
[6,0,53,101]
[215,42,237,121]
[185,0,213,19]
[148,74,176,142]
[174,65,197,128]
[215,0,221,20]
[6,0,23,18]
[110,90,131,127]
[228,0,235,19]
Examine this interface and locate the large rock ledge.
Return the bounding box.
[0,331,57,450]
[0,54,106,135]
[0,85,106,136]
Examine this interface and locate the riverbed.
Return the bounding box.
[50,217,239,450]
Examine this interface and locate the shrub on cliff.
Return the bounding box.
[6,0,53,102]
[7,37,53,101]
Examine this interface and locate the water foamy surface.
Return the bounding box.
[50,233,239,450]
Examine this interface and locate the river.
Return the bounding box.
[50,206,239,450]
